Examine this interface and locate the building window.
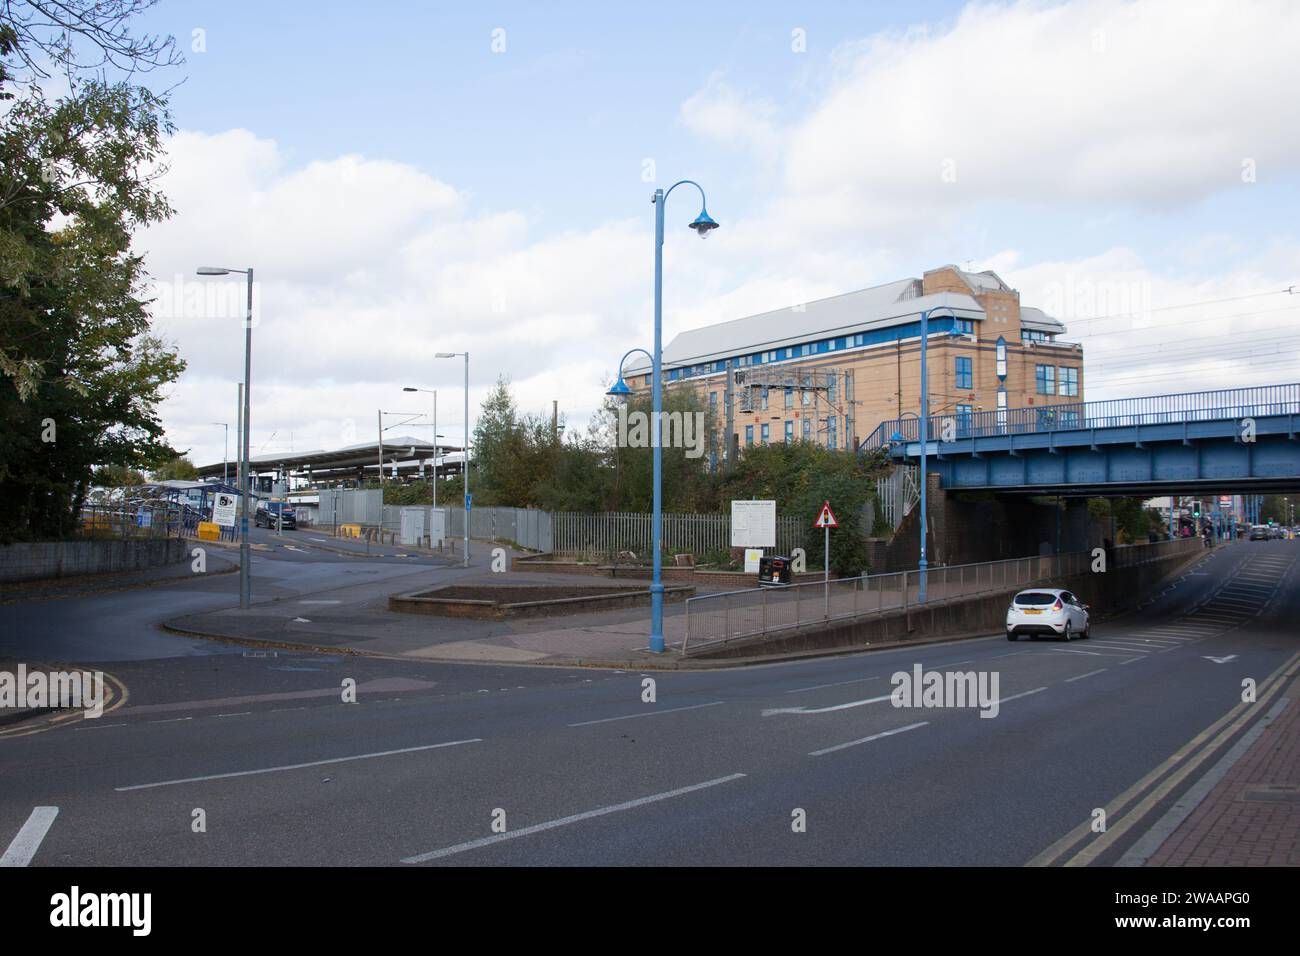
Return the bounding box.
[709,391,717,408]
[827,417,837,450]
[784,421,794,443]
[828,373,838,403]
[760,423,769,445]
[784,387,793,410]
[1035,364,1056,395]
[745,425,754,446]
[1059,366,1078,397]
[995,337,1007,378]
[801,390,811,407]
[760,388,769,411]
[956,318,975,336]
[802,419,811,441]
[955,355,973,390]
[996,388,1008,430]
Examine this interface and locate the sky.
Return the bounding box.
[118,0,1300,468]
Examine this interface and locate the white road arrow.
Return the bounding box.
[1203,654,1238,664]
[762,693,893,716]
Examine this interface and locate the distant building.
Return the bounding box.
[626,264,1085,463]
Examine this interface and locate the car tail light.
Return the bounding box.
[1052,598,1063,610]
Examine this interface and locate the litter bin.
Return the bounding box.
[758,555,792,587]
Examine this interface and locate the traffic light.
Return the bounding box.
[1193,501,1201,518]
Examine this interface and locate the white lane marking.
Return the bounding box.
[114,739,481,792]
[299,600,341,605]
[1050,648,1106,656]
[990,650,1032,659]
[1065,669,1108,683]
[1203,655,1239,664]
[1119,656,1145,665]
[1087,643,1157,653]
[215,712,251,718]
[809,721,930,757]
[1108,637,1183,646]
[785,675,882,694]
[568,700,725,727]
[763,693,893,717]
[147,716,193,724]
[0,807,58,867]
[400,773,748,863]
[997,686,1048,704]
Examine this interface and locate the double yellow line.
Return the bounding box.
[1028,648,1300,867]
[0,668,129,739]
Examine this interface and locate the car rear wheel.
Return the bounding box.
[1061,622,1072,642]
[1082,620,1091,639]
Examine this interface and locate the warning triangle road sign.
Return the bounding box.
[814,501,838,529]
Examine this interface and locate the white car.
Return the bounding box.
[1006,588,1091,641]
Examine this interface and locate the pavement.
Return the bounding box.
[1,535,1296,866]
[1141,668,1300,866]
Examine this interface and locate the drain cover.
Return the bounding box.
[1240,785,1300,803]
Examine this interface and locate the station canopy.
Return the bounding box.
[194,435,464,483]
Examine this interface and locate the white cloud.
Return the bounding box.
[144,1,1300,467]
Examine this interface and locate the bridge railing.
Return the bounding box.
[860,382,1300,452]
[677,536,1203,654]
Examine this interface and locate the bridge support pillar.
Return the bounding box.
[1063,498,1092,553]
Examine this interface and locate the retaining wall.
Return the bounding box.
[0,537,190,583]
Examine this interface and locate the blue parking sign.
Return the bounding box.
[465,493,472,511]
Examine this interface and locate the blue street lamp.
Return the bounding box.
[913,313,959,604]
[605,348,652,400]
[610,182,717,654]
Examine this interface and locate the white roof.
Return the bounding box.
[628,282,984,373]
[1020,307,1066,333]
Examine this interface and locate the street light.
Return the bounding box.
[436,352,470,567]
[403,387,439,509]
[889,321,959,604]
[197,265,254,609]
[613,180,717,655]
[211,422,229,484]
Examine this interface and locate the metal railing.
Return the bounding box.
[550,510,806,560]
[76,500,194,540]
[677,536,1203,654]
[860,382,1300,452]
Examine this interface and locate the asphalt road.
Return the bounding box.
[1,538,1296,866]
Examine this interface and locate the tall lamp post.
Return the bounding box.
[198,266,254,609]
[607,180,717,654]
[436,352,470,567]
[212,422,229,484]
[891,315,958,605]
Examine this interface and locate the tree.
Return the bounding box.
[151,455,198,481]
[0,3,183,540]
[719,442,889,575]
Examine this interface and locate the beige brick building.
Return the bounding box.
[626,265,1085,463]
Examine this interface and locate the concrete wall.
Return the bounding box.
[0,538,190,583]
[689,542,1204,660]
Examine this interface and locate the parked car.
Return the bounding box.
[1006,588,1091,641]
[1270,525,1285,539]
[255,501,297,529]
[1249,524,1271,541]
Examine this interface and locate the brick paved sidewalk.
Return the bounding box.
[1147,673,1300,866]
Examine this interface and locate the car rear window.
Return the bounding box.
[1014,592,1057,606]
